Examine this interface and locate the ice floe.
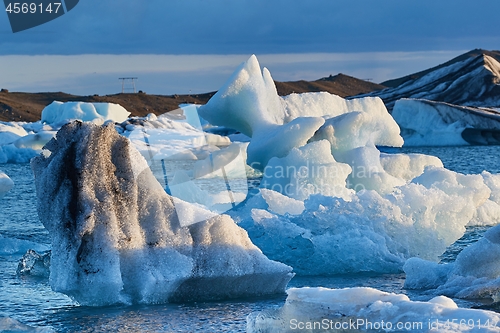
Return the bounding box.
[42,101,130,126]
[405,223,500,301]
[247,287,500,333]
[31,121,292,306]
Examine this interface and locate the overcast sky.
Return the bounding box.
[1,0,498,94]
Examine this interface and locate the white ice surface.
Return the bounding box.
[31,122,292,306]
[41,101,130,126]
[235,166,497,275]
[405,223,500,300]
[247,287,500,333]
[0,122,28,145]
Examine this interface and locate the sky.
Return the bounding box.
[1,0,499,95]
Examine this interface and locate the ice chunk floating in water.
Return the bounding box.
[404,223,500,300]
[247,287,500,333]
[31,121,292,306]
[42,101,131,126]
[206,55,500,275]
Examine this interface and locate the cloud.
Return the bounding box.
[0,51,464,95]
[1,0,499,55]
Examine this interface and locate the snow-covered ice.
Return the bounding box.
[247,287,500,333]
[42,101,130,126]
[31,121,292,306]
[0,101,132,163]
[195,55,500,275]
[238,167,493,275]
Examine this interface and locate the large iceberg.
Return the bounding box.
[0,170,14,198]
[247,287,500,333]
[200,55,500,275]
[31,121,292,306]
[238,166,494,275]
[392,98,500,146]
[199,55,404,196]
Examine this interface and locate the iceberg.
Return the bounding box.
[0,121,28,145]
[199,55,500,275]
[199,55,404,196]
[198,55,326,170]
[41,101,131,126]
[404,223,500,300]
[198,56,403,174]
[0,100,129,164]
[0,170,14,198]
[124,108,248,220]
[247,287,500,333]
[392,99,500,146]
[240,166,491,275]
[17,249,51,278]
[31,121,292,306]
[0,122,52,163]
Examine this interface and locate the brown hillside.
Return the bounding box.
[0,74,383,122]
[381,49,500,88]
[275,73,386,97]
[0,91,215,122]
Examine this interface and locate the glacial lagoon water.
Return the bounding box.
[1,145,500,332]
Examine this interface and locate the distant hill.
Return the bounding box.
[0,74,384,122]
[382,49,500,88]
[275,73,386,97]
[4,49,500,122]
[0,91,215,122]
[364,49,500,109]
